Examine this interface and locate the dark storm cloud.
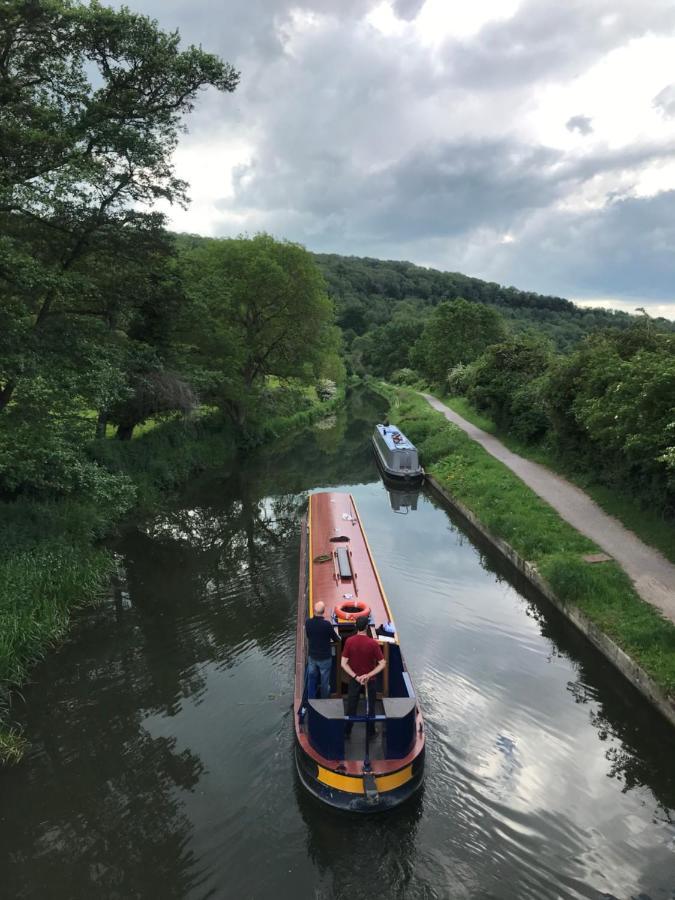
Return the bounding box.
[226,108,675,246]
[566,115,593,135]
[229,138,564,241]
[486,191,675,300]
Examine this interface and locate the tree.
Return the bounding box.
[547,327,675,509]
[411,298,508,384]
[0,0,239,413]
[178,234,339,423]
[465,334,553,440]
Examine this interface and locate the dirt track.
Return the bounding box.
[421,394,675,623]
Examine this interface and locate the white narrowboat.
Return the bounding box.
[371,424,424,482]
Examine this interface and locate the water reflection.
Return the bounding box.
[380,475,421,514]
[0,593,207,899]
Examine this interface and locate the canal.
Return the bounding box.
[2,388,674,899]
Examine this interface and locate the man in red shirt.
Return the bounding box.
[341,616,386,738]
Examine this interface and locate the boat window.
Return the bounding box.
[329,536,350,542]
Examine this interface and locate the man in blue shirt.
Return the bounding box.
[305,600,338,699]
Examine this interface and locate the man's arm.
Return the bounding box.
[360,656,385,685]
[341,651,357,680]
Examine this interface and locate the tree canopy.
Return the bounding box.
[411,298,508,385]
[177,234,341,423]
[0,0,239,413]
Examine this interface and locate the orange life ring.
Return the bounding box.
[334,600,371,622]
[392,432,403,443]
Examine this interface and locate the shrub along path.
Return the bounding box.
[422,393,675,623]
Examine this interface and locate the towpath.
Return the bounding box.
[421,393,675,623]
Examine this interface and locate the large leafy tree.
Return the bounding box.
[0,0,239,413]
[178,234,340,424]
[464,334,553,440]
[411,298,508,384]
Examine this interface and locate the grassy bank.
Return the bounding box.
[382,386,675,700]
[0,387,344,764]
[440,394,675,566]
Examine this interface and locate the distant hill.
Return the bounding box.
[173,236,674,352]
[313,252,674,351]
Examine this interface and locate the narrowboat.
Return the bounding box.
[294,492,425,812]
[371,424,424,482]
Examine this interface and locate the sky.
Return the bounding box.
[127,0,675,318]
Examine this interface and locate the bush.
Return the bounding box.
[447,363,474,396]
[316,378,337,400]
[509,376,550,443]
[391,368,419,386]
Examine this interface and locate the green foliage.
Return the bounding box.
[315,253,674,358]
[0,727,27,765]
[439,393,675,566]
[0,535,114,762]
[447,362,474,396]
[351,310,426,377]
[546,329,675,510]
[540,555,675,694]
[465,334,553,441]
[391,367,420,386]
[446,322,675,514]
[0,0,238,412]
[177,234,340,423]
[0,384,136,505]
[412,298,508,385]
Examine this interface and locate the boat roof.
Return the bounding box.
[375,423,416,452]
[309,492,395,629]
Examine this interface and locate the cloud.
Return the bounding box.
[459,190,675,302]
[391,0,426,21]
[653,83,675,118]
[566,115,593,135]
[116,0,675,315]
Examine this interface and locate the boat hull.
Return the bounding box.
[371,435,425,483]
[295,743,424,813]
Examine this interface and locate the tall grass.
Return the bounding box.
[0,543,112,685]
[388,387,675,697]
[0,535,113,763]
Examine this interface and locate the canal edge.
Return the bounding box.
[425,474,675,730]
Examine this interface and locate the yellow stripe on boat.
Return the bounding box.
[317,764,414,794]
[375,765,413,791]
[317,766,364,793]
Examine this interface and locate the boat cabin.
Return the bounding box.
[371,424,424,481]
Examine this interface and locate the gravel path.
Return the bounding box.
[421,393,675,623]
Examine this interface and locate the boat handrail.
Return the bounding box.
[402,672,415,698]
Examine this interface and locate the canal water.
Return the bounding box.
[2,389,674,900]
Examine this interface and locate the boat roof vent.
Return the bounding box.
[336,547,353,579]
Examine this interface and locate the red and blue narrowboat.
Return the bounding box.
[294,492,425,811]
